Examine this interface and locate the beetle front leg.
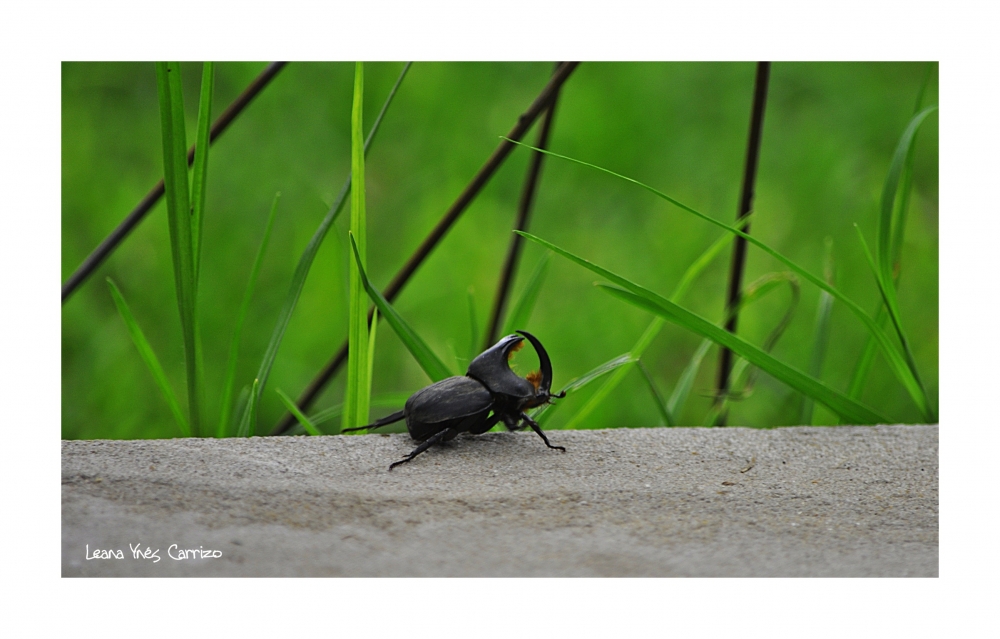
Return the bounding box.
[389,428,455,471]
[519,413,566,452]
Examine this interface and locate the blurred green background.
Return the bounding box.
[61,62,938,439]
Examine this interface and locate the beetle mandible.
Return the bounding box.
[341,330,566,470]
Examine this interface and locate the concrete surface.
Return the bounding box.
[62,425,937,577]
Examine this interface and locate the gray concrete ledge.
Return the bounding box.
[62,425,937,577]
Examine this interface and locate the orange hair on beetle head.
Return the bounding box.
[526,370,542,390]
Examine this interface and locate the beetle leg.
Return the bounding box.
[341,409,405,434]
[389,427,455,471]
[519,412,566,452]
[467,411,501,435]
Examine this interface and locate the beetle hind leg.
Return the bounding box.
[389,427,455,471]
[520,413,566,452]
[341,410,405,434]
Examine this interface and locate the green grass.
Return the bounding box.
[519,230,889,424]
[508,134,936,423]
[62,63,938,437]
[343,62,372,432]
[154,62,203,436]
[106,278,190,436]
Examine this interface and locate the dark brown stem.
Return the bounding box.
[714,61,771,426]
[483,62,563,349]
[61,62,289,303]
[269,62,581,436]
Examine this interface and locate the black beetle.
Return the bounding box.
[342,330,566,470]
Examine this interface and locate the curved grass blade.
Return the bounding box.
[513,139,932,421]
[350,233,453,382]
[276,389,322,436]
[668,337,712,422]
[156,61,202,436]
[533,353,636,425]
[238,62,411,431]
[501,251,550,336]
[106,278,191,437]
[344,62,371,432]
[877,106,938,289]
[600,284,887,424]
[510,232,887,423]
[848,86,936,405]
[557,215,751,430]
[855,225,933,420]
[707,273,800,424]
[218,193,280,437]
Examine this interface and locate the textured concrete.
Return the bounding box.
[62,425,937,577]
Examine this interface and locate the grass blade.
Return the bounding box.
[238,378,260,437]
[350,234,454,382]
[637,360,674,426]
[367,306,379,406]
[854,225,932,420]
[510,232,888,423]
[155,61,202,436]
[847,87,936,405]
[218,193,280,437]
[533,353,637,425]
[344,61,371,432]
[191,62,214,283]
[276,389,322,436]
[107,278,190,437]
[244,62,411,432]
[800,238,835,425]
[877,106,938,288]
[501,251,550,336]
[667,338,712,421]
[707,272,800,423]
[466,287,479,365]
[600,284,887,424]
[512,134,933,421]
[559,217,749,430]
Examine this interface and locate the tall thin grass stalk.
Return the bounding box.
[270,62,581,435]
[155,61,203,436]
[243,62,411,437]
[716,61,771,426]
[62,62,287,303]
[343,62,371,431]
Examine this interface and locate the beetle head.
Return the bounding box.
[467,334,535,399]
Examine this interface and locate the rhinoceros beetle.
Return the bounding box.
[342,330,566,470]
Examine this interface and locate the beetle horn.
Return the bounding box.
[515,330,553,394]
